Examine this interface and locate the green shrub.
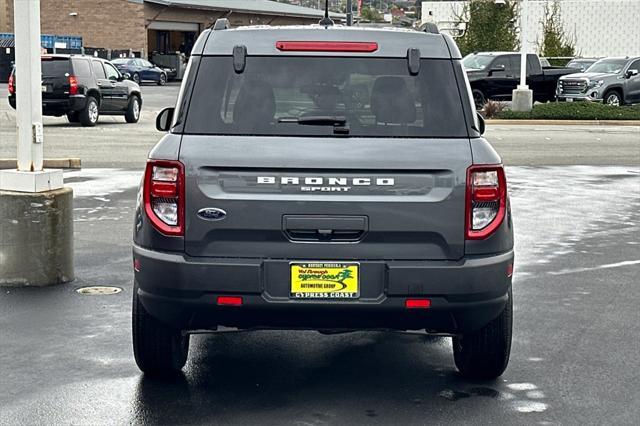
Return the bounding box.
[496,102,640,120]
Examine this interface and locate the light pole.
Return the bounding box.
[512,0,533,111]
[0,0,74,286]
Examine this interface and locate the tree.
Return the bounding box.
[455,0,519,56]
[538,0,575,63]
[360,6,383,22]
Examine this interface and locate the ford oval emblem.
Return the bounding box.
[197,208,227,221]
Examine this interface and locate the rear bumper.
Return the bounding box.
[133,245,514,334]
[8,94,86,114]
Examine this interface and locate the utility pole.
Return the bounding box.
[15,0,43,172]
[347,0,353,25]
[512,0,533,111]
[0,0,74,286]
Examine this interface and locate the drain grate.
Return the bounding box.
[76,286,122,295]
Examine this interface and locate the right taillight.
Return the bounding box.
[465,165,507,240]
[143,160,184,236]
[8,74,15,95]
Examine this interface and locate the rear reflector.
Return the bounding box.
[506,263,513,278]
[405,299,431,309]
[217,296,243,306]
[276,41,378,52]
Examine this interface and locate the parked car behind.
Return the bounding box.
[463,52,575,108]
[112,58,167,85]
[566,58,599,73]
[557,56,640,105]
[8,54,142,126]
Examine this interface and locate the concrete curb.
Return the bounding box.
[0,158,81,170]
[487,119,640,126]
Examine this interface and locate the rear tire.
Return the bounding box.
[79,96,99,127]
[124,95,141,123]
[452,288,512,380]
[132,282,189,375]
[67,112,80,123]
[472,89,486,110]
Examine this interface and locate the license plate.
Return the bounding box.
[290,262,359,299]
[566,98,573,102]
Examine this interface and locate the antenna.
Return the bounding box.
[318,0,334,26]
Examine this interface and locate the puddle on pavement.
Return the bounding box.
[76,286,123,295]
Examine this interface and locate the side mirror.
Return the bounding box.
[156,107,174,132]
[488,65,505,75]
[476,112,485,135]
[626,69,638,78]
[122,72,131,80]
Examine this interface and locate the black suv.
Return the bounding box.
[8,55,142,126]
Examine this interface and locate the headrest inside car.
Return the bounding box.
[370,76,417,124]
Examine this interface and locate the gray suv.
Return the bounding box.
[132,20,514,379]
[557,56,640,105]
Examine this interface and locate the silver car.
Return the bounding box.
[557,56,640,105]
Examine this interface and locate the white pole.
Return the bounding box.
[518,0,528,89]
[14,0,44,172]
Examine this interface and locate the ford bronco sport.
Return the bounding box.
[132,20,514,380]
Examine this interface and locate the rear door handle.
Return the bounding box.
[283,215,369,242]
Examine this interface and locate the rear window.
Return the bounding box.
[41,58,70,76]
[92,61,106,79]
[184,56,468,138]
[72,59,91,77]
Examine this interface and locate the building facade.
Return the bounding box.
[1,0,340,57]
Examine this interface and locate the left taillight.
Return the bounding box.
[68,75,79,95]
[143,160,185,236]
[8,74,15,95]
[465,165,507,240]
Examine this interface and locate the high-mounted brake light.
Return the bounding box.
[144,160,185,236]
[465,165,507,240]
[8,74,14,95]
[68,75,79,95]
[275,41,378,53]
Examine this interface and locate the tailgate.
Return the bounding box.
[181,136,471,261]
[41,57,71,99]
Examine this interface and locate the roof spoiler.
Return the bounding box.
[421,22,439,34]
[212,18,230,31]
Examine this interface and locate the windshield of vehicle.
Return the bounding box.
[462,54,495,70]
[41,58,70,76]
[585,59,627,74]
[111,58,131,65]
[185,56,467,138]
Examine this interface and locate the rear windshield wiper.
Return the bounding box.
[278,116,346,126]
[278,116,349,135]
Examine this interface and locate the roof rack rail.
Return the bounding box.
[421,22,439,34]
[212,18,230,31]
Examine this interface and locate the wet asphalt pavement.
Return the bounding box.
[2,83,640,425]
[1,166,639,425]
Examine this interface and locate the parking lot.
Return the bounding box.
[1,82,639,424]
